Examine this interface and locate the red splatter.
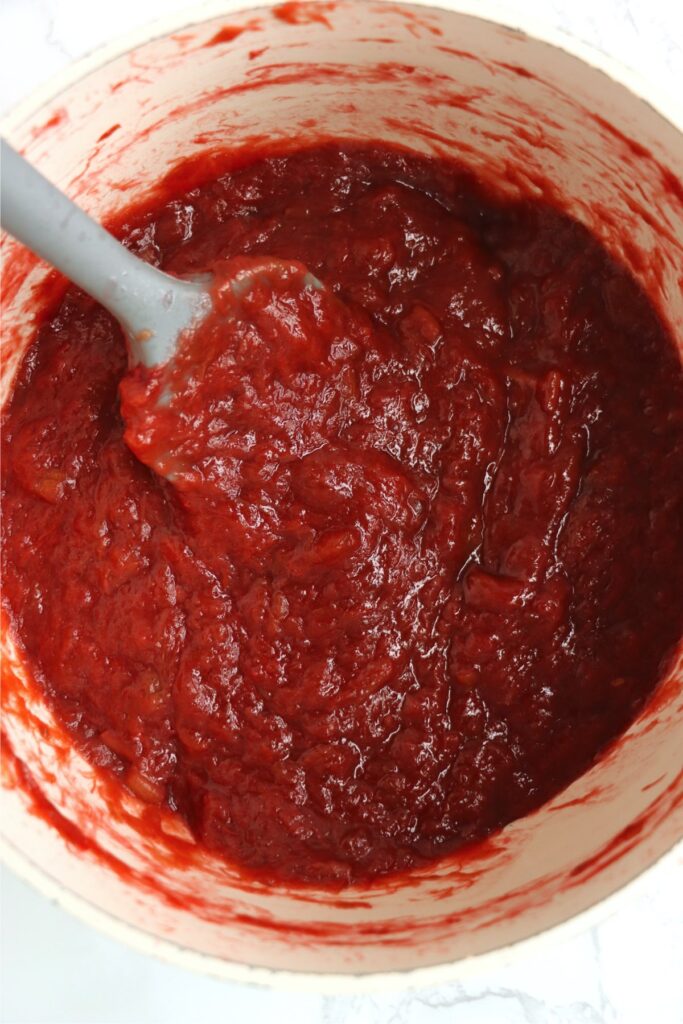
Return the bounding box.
[273,1,335,28]
[96,123,121,143]
[29,108,67,140]
[206,25,246,46]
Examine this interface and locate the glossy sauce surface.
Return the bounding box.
[3,146,682,884]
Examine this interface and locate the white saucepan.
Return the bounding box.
[1,0,681,993]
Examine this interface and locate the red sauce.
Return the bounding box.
[207,26,247,46]
[273,1,335,27]
[2,144,682,885]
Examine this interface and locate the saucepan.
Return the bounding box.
[1,0,681,992]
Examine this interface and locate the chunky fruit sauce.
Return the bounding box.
[3,145,682,885]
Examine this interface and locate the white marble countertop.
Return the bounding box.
[1,1,682,1021]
